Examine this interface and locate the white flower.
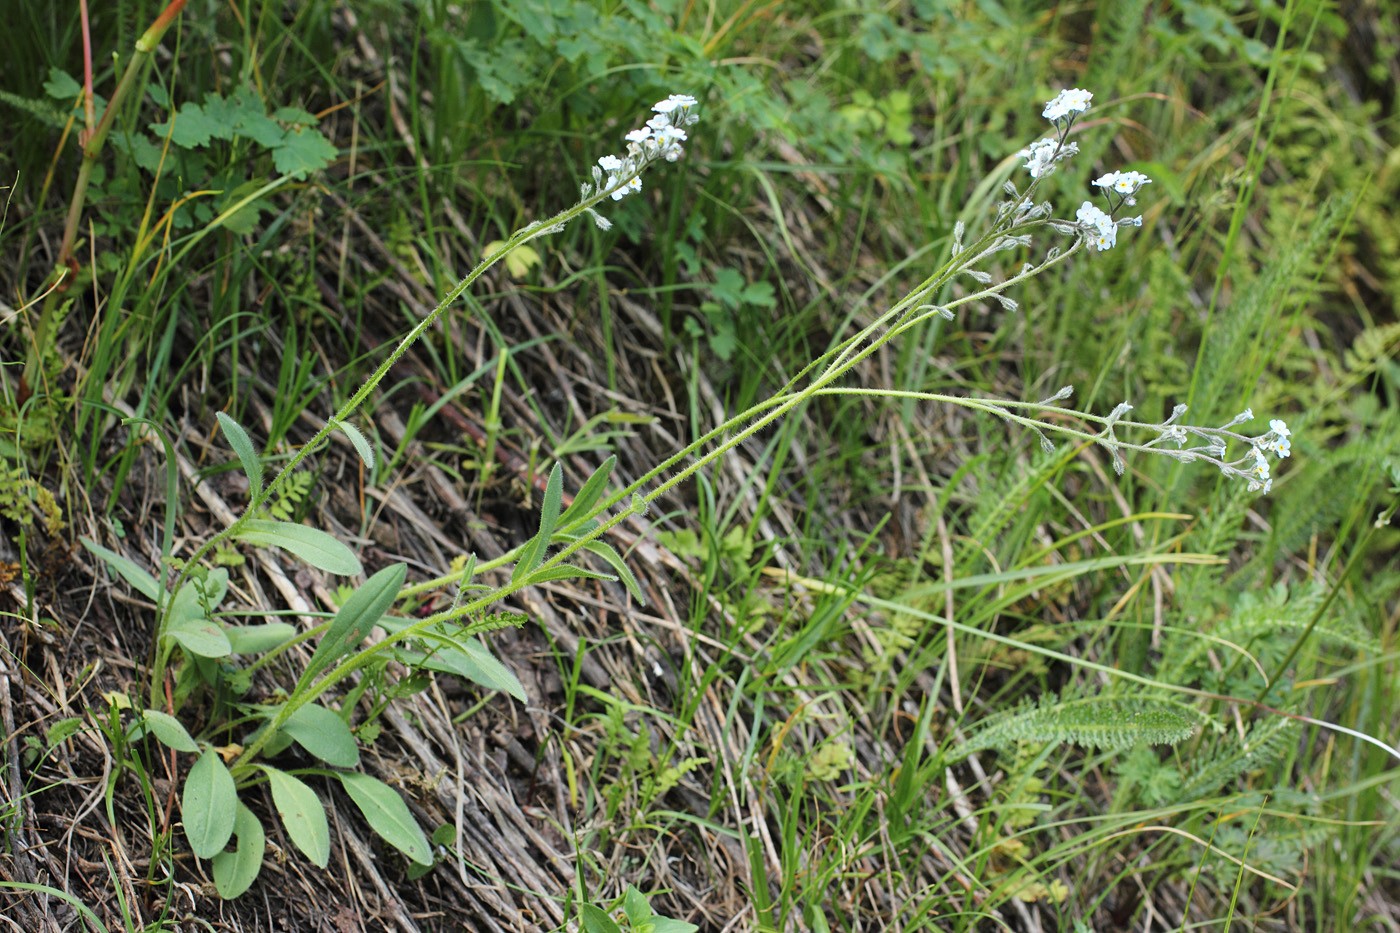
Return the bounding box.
[625,128,651,145]
[1043,88,1092,122]
[1017,138,1059,178]
[610,175,642,201]
[1272,436,1292,458]
[1250,447,1270,478]
[653,94,696,114]
[597,154,622,172]
[1094,170,1153,197]
[1240,408,1254,422]
[1269,419,1290,438]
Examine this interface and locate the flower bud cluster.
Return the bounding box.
[582,94,699,215]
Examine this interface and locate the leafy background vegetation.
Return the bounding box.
[2,0,1398,930]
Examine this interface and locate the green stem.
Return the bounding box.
[20,0,191,399]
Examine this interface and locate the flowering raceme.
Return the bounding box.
[581,94,699,224]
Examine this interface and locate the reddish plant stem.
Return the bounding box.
[19,0,191,403]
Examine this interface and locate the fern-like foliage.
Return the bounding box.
[1162,583,1379,686]
[1178,715,1301,800]
[955,693,1206,760]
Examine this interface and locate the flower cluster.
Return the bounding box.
[584,94,699,214]
[1013,88,1151,253]
[1042,88,1093,122]
[1131,406,1293,495]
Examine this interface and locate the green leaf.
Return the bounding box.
[558,455,615,528]
[377,617,527,702]
[183,750,238,858]
[282,703,359,767]
[623,886,652,928]
[81,537,160,600]
[235,520,363,576]
[298,563,406,692]
[580,904,624,933]
[334,419,375,470]
[216,412,263,502]
[226,622,297,654]
[212,803,264,898]
[511,462,564,584]
[582,541,644,605]
[651,919,699,933]
[263,767,330,868]
[43,67,81,100]
[337,772,433,866]
[165,614,233,658]
[132,709,199,753]
[215,180,272,235]
[522,563,616,585]
[150,100,218,148]
[272,126,337,177]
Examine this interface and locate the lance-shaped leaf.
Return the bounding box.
[510,462,563,584]
[296,563,406,693]
[234,520,363,576]
[337,772,433,866]
[581,540,644,605]
[226,622,297,655]
[263,766,330,868]
[80,538,160,601]
[557,455,615,529]
[216,412,263,502]
[333,418,375,471]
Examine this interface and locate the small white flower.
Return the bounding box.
[1017,138,1059,178]
[1269,419,1290,438]
[625,128,652,144]
[610,175,642,201]
[1240,408,1254,422]
[1094,170,1153,196]
[646,113,672,132]
[1272,436,1292,458]
[597,154,622,172]
[1043,88,1092,122]
[1250,447,1271,478]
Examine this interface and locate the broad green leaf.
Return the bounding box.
[43,67,81,100]
[80,538,160,600]
[558,455,615,528]
[282,703,359,767]
[582,541,644,605]
[273,126,337,177]
[580,904,624,933]
[337,772,433,866]
[511,462,564,584]
[523,563,616,585]
[388,639,527,702]
[150,100,217,148]
[651,919,700,933]
[334,419,375,470]
[226,622,297,655]
[235,520,363,576]
[298,563,406,692]
[212,803,264,898]
[623,886,652,928]
[263,767,330,868]
[133,709,198,753]
[216,412,263,502]
[165,614,232,658]
[183,750,237,858]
